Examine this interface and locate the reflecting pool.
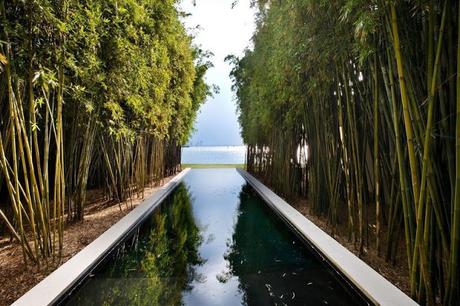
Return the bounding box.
[64,169,366,306]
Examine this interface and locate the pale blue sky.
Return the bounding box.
[180,0,255,146]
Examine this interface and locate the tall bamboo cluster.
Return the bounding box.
[0,0,210,265]
[230,0,460,304]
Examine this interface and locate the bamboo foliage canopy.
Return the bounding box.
[229,0,460,304]
[0,0,210,266]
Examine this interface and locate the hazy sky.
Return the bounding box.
[180,0,255,146]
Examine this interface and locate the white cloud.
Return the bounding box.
[179,0,256,146]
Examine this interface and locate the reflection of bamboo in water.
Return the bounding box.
[67,184,202,305]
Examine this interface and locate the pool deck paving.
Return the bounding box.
[237,168,418,306]
[12,168,191,306]
[13,167,418,306]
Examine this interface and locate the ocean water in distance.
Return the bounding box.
[181,146,246,164]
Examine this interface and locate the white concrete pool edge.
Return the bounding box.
[237,168,418,306]
[12,168,191,306]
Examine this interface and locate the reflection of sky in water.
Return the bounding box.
[181,169,364,306]
[183,169,245,305]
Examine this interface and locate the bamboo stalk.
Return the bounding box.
[447,2,460,303]
[390,4,420,210]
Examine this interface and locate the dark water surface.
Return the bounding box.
[64,169,366,306]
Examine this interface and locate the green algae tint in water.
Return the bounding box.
[64,169,367,306]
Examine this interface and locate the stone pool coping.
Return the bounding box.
[237,168,418,306]
[12,168,191,306]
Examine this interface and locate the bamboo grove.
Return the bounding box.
[0,0,210,266]
[229,0,460,304]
